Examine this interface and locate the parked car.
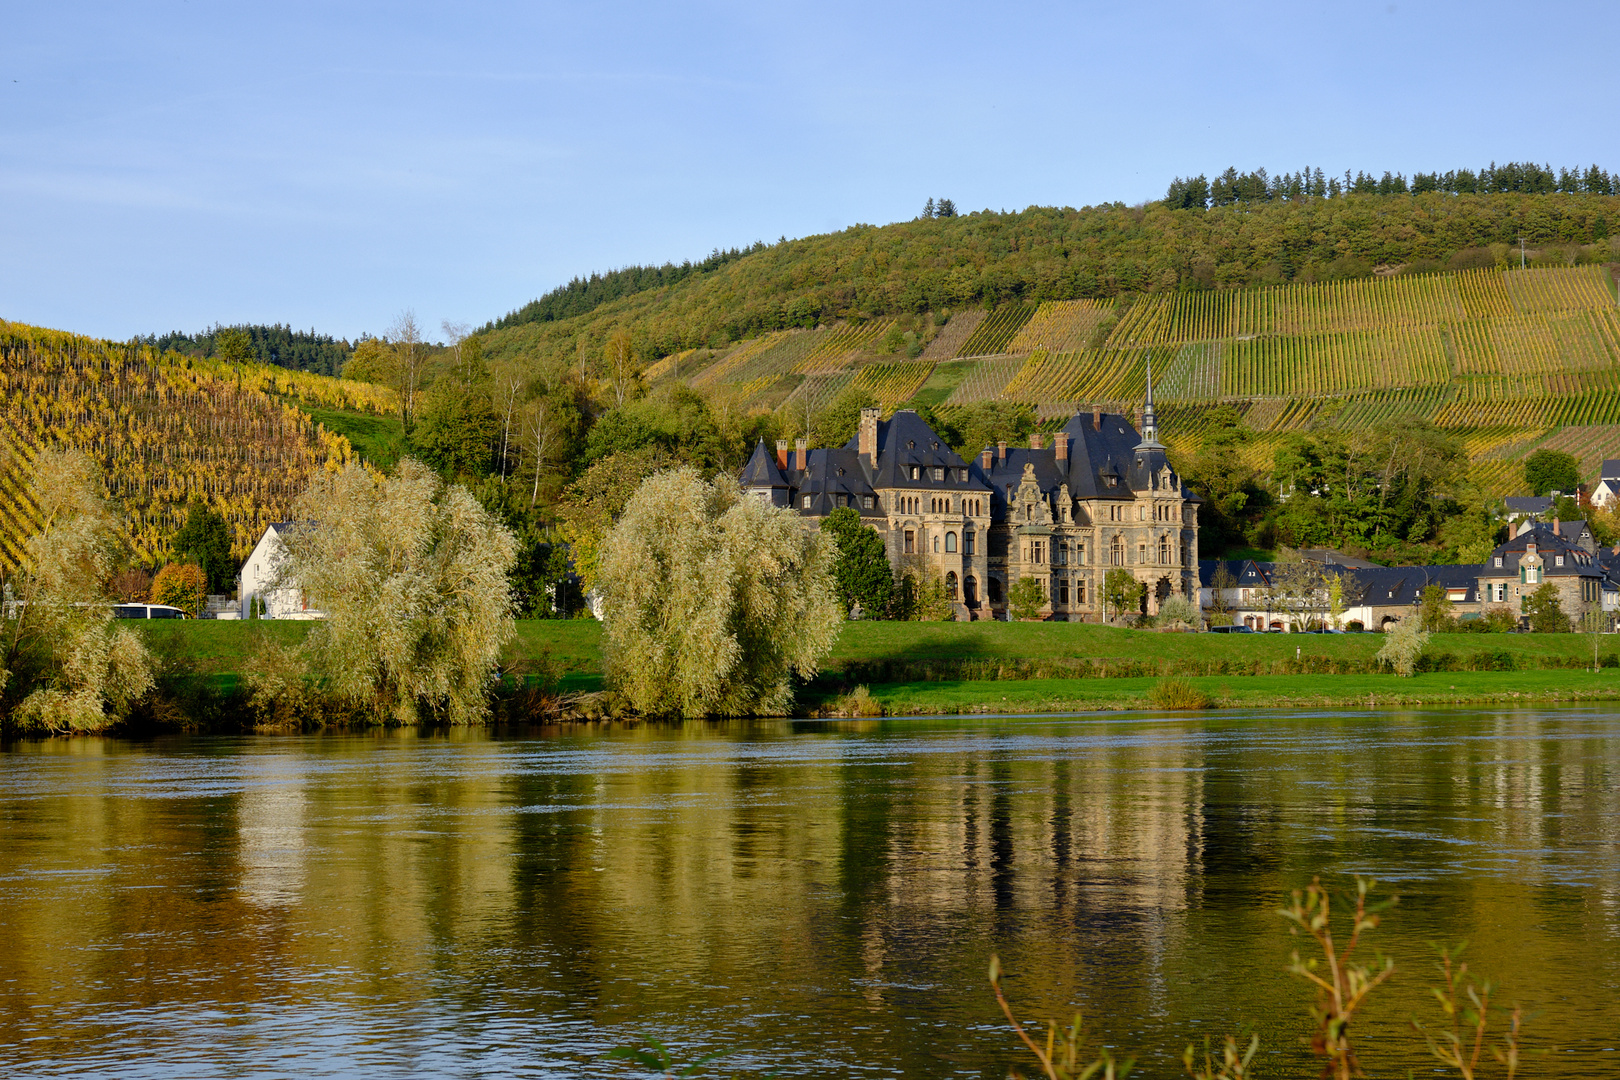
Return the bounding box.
[112,604,188,619]
[1207,624,1256,633]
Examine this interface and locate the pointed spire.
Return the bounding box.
[1137,357,1162,450]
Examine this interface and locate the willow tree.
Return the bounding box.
[279,458,517,724]
[2,448,153,732]
[596,468,841,717]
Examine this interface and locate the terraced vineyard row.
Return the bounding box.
[955,303,1035,357]
[847,361,935,411]
[0,322,361,570]
[1108,266,1616,345]
[919,309,986,360]
[1006,299,1112,353]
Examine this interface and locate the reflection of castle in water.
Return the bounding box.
[2,716,1619,1074]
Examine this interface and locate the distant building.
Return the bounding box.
[1591,460,1620,508]
[1476,522,1604,629]
[1503,495,1554,522]
[239,523,324,620]
[740,378,1200,620]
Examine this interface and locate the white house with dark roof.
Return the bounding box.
[1591,460,1620,508]
[239,522,324,619]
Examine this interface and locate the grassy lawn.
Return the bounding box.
[138,618,1614,675]
[306,408,406,469]
[834,668,1620,715]
[133,619,1620,715]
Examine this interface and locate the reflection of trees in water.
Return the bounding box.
[1,716,1619,1076]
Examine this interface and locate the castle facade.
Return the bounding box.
[739,387,1200,621]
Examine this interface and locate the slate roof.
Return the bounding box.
[792,447,882,518]
[1343,564,1484,606]
[841,409,985,491]
[1504,496,1554,516]
[739,439,789,489]
[1198,559,1267,588]
[1482,523,1603,578]
[971,411,1201,511]
[1602,459,1620,480]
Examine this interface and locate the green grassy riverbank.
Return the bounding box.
[129,619,1620,719]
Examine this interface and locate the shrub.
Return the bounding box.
[1377,618,1430,676]
[831,685,884,717]
[1155,594,1201,628]
[150,563,207,617]
[1147,677,1214,710]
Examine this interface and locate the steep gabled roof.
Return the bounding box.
[793,447,882,517]
[740,438,789,489]
[1602,459,1620,480]
[850,409,986,491]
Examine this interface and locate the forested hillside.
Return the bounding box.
[0,321,395,571]
[137,324,357,376]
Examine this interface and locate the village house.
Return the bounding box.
[741,381,1200,620]
[239,522,324,620]
[1476,521,1605,629]
[1589,460,1620,508]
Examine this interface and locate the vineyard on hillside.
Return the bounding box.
[672,265,1620,494]
[0,321,396,572]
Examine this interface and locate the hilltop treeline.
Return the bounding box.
[482,242,770,334]
[480,191,1620,371]
[138,324,356,376]
[1165,161,1618,209]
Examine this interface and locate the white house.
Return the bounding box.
[1591,461,1620,508]
[240,522,324,619]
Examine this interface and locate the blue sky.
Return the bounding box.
[3,1,1616,342]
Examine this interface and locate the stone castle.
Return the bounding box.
[740,380,1200,620]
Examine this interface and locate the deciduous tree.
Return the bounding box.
[278,459,518,724]
[151,563,207,617]
[596,468,840,717]
[1523,581,1569,633]
[1008,575,1047,621]
[819,507,894,619]
[1,449,153,733]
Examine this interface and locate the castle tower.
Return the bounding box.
[1137,357,1162,450]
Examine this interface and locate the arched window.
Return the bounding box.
[945,532,957,553]
[1159,536,1171,563]
[933,536,940,553]
[946,571,958,600]
[989,577,1003,602]
[1110,537,1124,565]
[965,576,978,602]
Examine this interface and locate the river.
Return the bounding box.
[1,708,1617,1077]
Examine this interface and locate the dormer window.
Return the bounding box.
[862,495,874,509]
[1494,556,1503,568]
[908,440,915,449]
[910,466,920,480]
[932,467,944,482]
[1556,554,1565,567]
[801,495,811,509]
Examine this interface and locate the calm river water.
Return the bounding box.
[2,709,1618,1078]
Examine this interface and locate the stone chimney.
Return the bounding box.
[981,447,994,470]
[1092,407,1102,431]
[1030,432,1044,451]
[775,439,789,471]
[794,437,808,472]
[858,406,880,465]
[997,439,1008,463]
[1054,430,1069,462]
